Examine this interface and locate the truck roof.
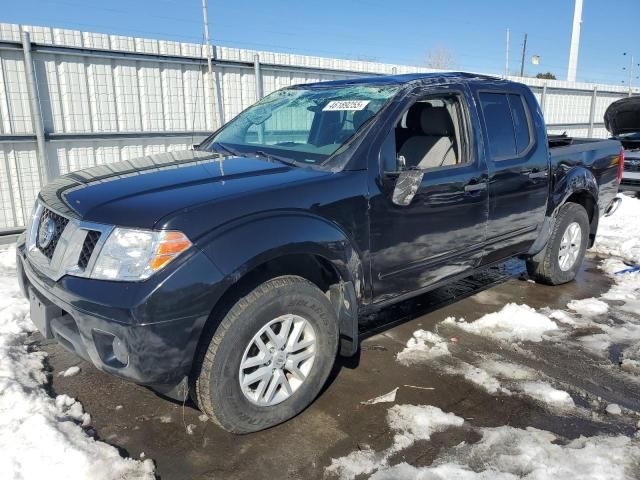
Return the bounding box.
[299,71,505,89]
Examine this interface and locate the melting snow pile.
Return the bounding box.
[396,327,576,412]
[396,330,450,365]
[567,297,609,316]
[327,404,640,480]
[594,194,640,264]
[0,246,155,480]
[326,405,464,479]
[442,303,559,342]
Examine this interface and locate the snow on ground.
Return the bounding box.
[0,245,155,480]
[396,330,450,365]
[326,405,464,479]
[397,331,578,412]
[519,382,575,409]
[394,196,640,410]
[593,194,640,264]
[442,303,559,342]
[567,297,609,316]
[59,365,81,377]
[327,404,640,480]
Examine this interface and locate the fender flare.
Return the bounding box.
[528,166,599,255]
[200,211,365,356]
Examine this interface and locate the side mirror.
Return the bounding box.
[189,143,200,151]
[391,170,424,206]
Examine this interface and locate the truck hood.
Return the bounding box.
[39,150,327,229]
[604,96,640,136]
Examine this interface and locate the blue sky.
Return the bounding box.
[2,0,637,85]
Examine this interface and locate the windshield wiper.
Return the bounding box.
[211,142,241,157]
[252,150,298,167]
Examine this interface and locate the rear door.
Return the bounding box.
[473,88,550,264]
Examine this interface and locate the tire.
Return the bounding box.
[192,275,339,433]
[526,202,590,285]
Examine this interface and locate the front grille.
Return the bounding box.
[77,230,101,270]
[37,207,69,259]
[621,179,640,186]
[624,162,640,172]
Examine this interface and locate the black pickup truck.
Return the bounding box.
[16,73,623,433]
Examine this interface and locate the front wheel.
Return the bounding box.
[526,202,589,285]
[192,276,339,433]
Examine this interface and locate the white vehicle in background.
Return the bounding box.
[605,97,640,198]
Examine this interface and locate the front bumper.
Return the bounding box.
[17,241,225,393]
[620,180,640,192]
[620,171,640,192]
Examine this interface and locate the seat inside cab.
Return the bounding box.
[394,96,466,170]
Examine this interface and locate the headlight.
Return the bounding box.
[91,228,192,281]
[26,200,42,250]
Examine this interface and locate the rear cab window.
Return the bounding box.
[479,91,533,160]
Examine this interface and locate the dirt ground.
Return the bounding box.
[36,254,640,480]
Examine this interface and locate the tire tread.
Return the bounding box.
[526,202,589,285]
[192,275,323,432]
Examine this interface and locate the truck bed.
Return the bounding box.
[548,134,620,162]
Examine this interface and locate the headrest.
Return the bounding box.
[405,103,431,131]
[420,107,453,136]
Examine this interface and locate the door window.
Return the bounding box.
[382,94,469,172]
[479,92,532,160]
[508,94,531,154]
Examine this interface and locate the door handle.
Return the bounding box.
[521,168,548,179]
[464,181,487,192]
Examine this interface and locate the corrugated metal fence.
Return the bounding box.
[0,22,635,231]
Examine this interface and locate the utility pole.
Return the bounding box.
[504,28,510,78]
[567,0,583,82]
[629,54,634,97]
[519,33,527,77]
[623,53,638,97]
[201,0,218,128]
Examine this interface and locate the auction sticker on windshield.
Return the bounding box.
[323,100,370,111]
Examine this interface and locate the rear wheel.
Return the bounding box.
[526,202,589,285]
[192,275,338,433]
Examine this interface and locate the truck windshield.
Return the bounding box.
[201,85,399,165]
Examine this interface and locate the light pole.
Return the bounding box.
[623,52,639,96]
[504,28,510,79]
[202,0,224,130]
[567,0,583,82]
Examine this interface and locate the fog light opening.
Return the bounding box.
[92,329,129,368]
[112,337,129,365]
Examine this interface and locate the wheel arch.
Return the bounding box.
[528,166,599,255]
[196,212,365,358]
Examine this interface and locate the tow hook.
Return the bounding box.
[605,197,622,217]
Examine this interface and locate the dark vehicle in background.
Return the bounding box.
[16,73,623,433]
[605,96,640,197]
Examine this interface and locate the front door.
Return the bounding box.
[368,89,489,303]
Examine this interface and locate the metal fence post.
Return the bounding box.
[253,54,264,143]
[540,83,547,114]
[253,54,263,100]
[21,31,54,184]
[588,86,598,138]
